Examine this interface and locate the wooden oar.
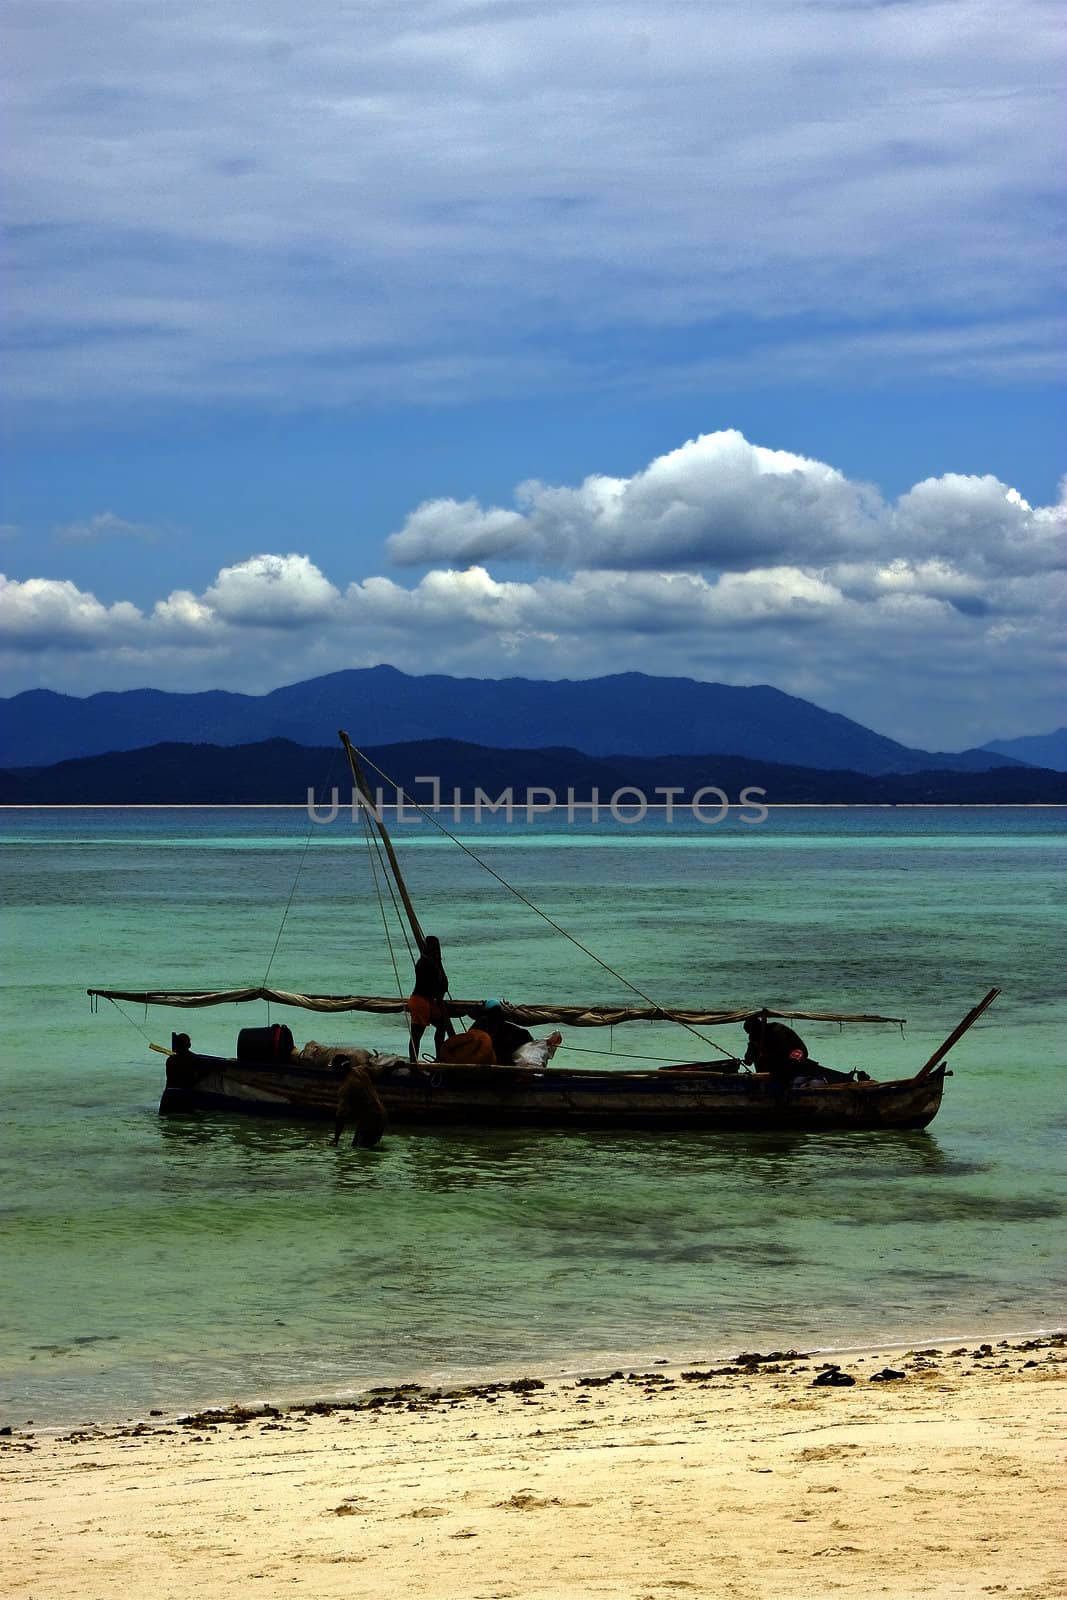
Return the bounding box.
[915,987,1000,1077]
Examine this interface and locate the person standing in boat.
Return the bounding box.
[742,1014,813,1084]
[407,935,454,1061]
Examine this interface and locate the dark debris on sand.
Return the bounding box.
[23,1332,1063,1445]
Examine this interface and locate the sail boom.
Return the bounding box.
[88,987,904,1028]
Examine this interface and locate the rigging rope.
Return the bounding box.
[262,747,340,989]
[357,800,409,998]
[560,1041,734,1064]
[372,820,416,968]
[104,995,157,1046]
[352,747,739,1062]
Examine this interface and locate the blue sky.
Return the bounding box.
[2,0,1064,749]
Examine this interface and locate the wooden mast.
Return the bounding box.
[338,730,426,953]
[915,987,1000,1077]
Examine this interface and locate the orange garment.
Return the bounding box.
[407,993,444,1029]
[437,1028,495,1065]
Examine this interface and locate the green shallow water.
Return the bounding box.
[1,807,1064,1426]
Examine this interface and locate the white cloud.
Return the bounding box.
[390,431,880,569]
[151,589,215,632]
[894,474,1066,574]
[4,1,1064,412]
[0,554,343,651]
[54,511,160,544]
[0,575,143,650]
[831,558,989,615]
[388,500,529,566]
[202,554,341,627]
[389,430,1065,578]
[344,565,846,640]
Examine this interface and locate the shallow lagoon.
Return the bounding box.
[2,807,1064,1424]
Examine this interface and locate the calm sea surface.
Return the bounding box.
[2,807,1064,1427]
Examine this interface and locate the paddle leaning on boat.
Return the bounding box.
[88,731,1000,1142]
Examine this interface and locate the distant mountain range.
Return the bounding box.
[0,666,1030,776]
[3,738,1064,806]
[981,727,1067,772]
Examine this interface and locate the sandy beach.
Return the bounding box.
[3,1335,1063,1600]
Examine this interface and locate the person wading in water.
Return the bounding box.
[330,1055,387,1148]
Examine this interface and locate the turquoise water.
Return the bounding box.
[1,807,1064,1427]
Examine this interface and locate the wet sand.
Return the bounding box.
[3,1336,1064,1600]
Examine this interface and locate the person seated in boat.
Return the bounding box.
[470,999,537,1064]
[406,935,455,1062]
[742,1015,817,1084]
[330,1054,387,1148]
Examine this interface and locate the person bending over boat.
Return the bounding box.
[433,1002,517,1066]
[470,999,537,1064]
[330,1054,387,1148]
[742,1015,815,1085]
[433,1000,536,1066]
[437,1022,496,1064]
[407,935,454,1062]
[436,1018,563,1068]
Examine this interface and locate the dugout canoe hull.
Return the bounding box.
[159,1051,947,1132]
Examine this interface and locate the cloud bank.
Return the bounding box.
[2,433,1063,748]
[5,0,1064,414]
[388,431,1064,577]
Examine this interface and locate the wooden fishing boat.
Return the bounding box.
[153,1037,951,1132]
[89,733,999,1137]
